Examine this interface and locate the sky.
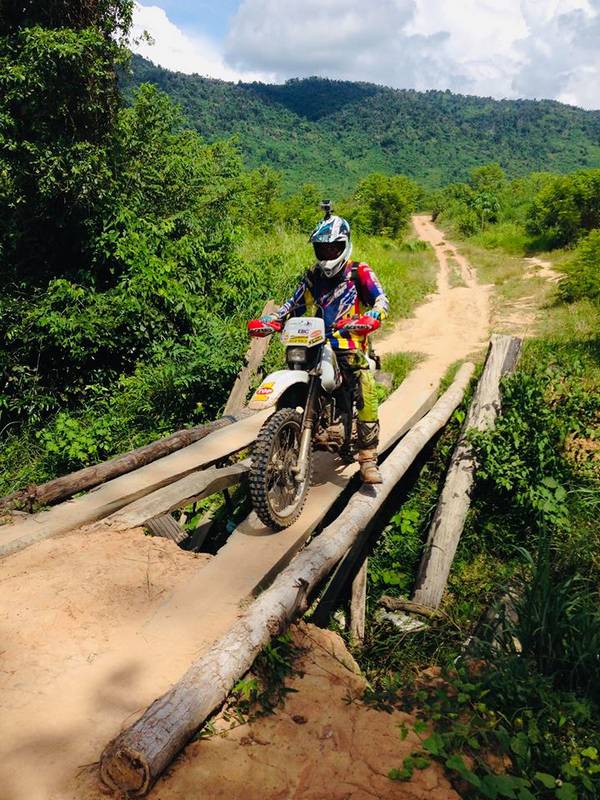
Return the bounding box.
[130,0,600,109]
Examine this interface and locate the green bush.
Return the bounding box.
[527,169,600,247]
[559,228,600,303]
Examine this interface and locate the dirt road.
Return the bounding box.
[376,214,491,383]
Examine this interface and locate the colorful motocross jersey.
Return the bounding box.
[274,260,389,351]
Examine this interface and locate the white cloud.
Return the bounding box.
[130,3,270,81]
[224,0,600,108]
[131,1,600,109]
[513,0,600,107]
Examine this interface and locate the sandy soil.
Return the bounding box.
[523,256,563,284]
[376,215,491,371]
[81,623,457,800]
[0,528,210,800]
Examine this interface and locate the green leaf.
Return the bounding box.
[517,789,536,800]
[535,772,557,789]
[582,746,598,761]
[481,774,519,799]
[555,784,577,800]
[388,767,412,782]
[510,733,529,758]
[422,733,445,756]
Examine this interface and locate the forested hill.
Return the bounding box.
[125,55,600,193]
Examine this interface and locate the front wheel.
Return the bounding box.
[249,408,312,530]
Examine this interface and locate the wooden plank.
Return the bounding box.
[0,411,271,560]
[224,300,277,415]
[412,335,522,609]
[0,410,254,514]
[101,461,250,531]
[349,559,367,645]
[98,363,475,796]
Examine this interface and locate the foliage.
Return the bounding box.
[559,228,600,303]
[527,169,600,247]
[124,56,600,194]
[397,658,600,800]
[344,173,421,238]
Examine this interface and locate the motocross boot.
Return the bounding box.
[357,448,383,484]
[357,421,382,484]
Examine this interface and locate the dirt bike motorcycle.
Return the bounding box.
[246,314,380,530]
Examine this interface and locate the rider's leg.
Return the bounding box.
[337,351,383,484]
[355,362,383,484]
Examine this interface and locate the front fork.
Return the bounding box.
[292,373,320,484]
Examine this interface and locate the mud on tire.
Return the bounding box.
[249,407,312,530]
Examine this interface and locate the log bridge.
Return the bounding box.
[0,331,520,799]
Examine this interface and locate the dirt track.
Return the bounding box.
[0,216,491,799]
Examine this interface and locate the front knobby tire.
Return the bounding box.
[249,407,313,530]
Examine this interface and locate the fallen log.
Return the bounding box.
[99,361,474,797]
[145,514,188,545]
[0,409,254,514]
[224,299,276,415]
[412,335,522,610]
[378,595,441,619]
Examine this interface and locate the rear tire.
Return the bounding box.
[250,408,312,530]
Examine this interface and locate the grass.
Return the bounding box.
[239,227,438,328]
[382,352,423,390]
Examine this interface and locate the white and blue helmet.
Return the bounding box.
[310,213,352,278]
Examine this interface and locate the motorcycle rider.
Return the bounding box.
[262,205,389,484]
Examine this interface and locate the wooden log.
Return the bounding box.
[145,514,188,545]
[412,335,522,610]
[98,362,474,796]
[224,300,276,415]
[100,461,250,531]
[378,595,441,619]
[349,559,367,645]
[0,409,254,514]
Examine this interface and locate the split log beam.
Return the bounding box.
[98,362,474,797]
[98,461,250,531]
[224,300,276,415]
[0,410,254,514]
[412,335,522,610]
[349,559,368,645]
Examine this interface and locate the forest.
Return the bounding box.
[125,54,600,193]
[1,3,599,798]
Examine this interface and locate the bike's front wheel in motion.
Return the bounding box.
[249,408,312,530]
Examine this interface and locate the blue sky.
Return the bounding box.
[131,1,600,108]
[147,0,240,38]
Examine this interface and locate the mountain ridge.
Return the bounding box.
[125,54,600,193]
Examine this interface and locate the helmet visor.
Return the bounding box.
[313,241,345,262]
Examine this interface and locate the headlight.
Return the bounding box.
[286,346,307,364]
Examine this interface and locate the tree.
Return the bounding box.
[0,0,133,285]
[527,169,600,247]
[350,173,421,238]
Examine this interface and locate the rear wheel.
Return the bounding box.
[249,408,312,530]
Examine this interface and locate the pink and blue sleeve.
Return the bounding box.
[275,276,309,322]
[358,264,389,319]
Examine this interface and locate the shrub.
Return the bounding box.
[559,228,600,303]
